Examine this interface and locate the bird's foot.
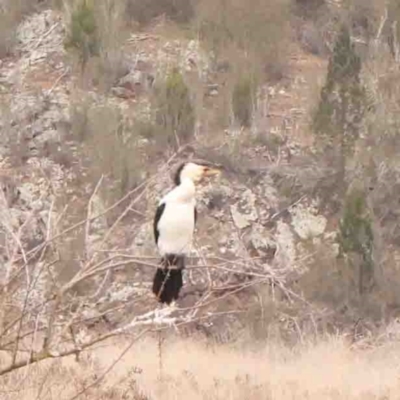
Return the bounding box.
[153,307,161,320]
[168,300,177,310]
[154,302,174,318]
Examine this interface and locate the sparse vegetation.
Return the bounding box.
[232,74,256,128]
[5,0,400,397]
[70,96,143,203]
[92,0,129,91]
[338,186,374,295]
[196,0,291,80]
[0,0,34,57]
[312,23,368,209]
[313,24,367,154]
[126,0,196,25]
[2,335,400,399]
[154,67,196,149]
[65,0,128,90]
[64,0,99,69]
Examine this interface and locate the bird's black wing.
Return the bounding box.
[153,202,166,245]
[194,206,198,225]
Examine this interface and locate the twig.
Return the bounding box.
[0,324,148,376]
[269,194,306,221]
[15,147,184,264]
[84,175,104,260]
[37,198,55,263]
[46,68,70,96]
[11,261,48,367]
[34,22,60,50]
[193,241,213,289]
[375,8,388,43]
[67,330,148,400]
[392,21,400,62]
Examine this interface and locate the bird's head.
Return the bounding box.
[174,162,221,186]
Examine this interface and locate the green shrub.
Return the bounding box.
[64,0,99,67]
[313,24,367,154]
[125,0,196,25]
[196,0,291,81]
[64,0,128,91]
[232,75,255,128]
[154,68,195,148]
[0,12,16,57]
[338,188,374,295]
[0,0,33,57]
[70,98,143,203]
[312,23,368,204]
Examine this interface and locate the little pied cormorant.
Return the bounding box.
[152,162,220,305]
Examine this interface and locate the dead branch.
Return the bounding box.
[0,145,314,382]
[15,147,184,264]
[392,21,400,63]
[0,326,149,377]
[375,8,388,43]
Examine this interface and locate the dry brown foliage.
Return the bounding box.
[195,0,292,81]
[0,0,35,57]
[2,334,400,399]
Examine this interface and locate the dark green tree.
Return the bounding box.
[155,68,195,149]
[232,75,255,128]
[64,0,99,70]
[338,188,374,296]
[313,24,367,167]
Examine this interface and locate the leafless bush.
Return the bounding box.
[231,74,256,128]
[125,0,196,26]
[64,0,128,91]
[63,0,99,67]
[293,0,343,56]
[350,50,400,309]
[4,333,400,399]
[283,35,400,319]
[93,0,129,91]
[0,98,35,167]
[296,19,331,56]
[293,0,327,18]
[0,164,160,378]
[0,0,34,57]
[0,153,304,387]
[70,96,145,204]
[346,0,381,40]
[195,0,291,81]
[153,68,196,149]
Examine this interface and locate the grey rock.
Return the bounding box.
[290,203,327,240]
[231,204,252,229]
[118,70,144,91]
[111,86,135,99]
[230,189,258,229]
[249,224,277,260]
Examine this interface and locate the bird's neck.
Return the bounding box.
[176,178,196,202]
[180,177,195,189]
[181,177,196,191]
[160,178,196,205]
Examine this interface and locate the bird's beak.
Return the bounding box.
[203,167,221,177]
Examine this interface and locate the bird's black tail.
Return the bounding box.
[152,254,185,304]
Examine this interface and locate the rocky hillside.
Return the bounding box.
[1,0,400,370]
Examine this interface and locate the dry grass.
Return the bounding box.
[63,0,129,91]
[195,0,292,81]
[0,0,34,57]
[125,0,196,26]
[69,93,145,203]
[1,334,400,399]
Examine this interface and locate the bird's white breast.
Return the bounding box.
[157,201,195,256]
